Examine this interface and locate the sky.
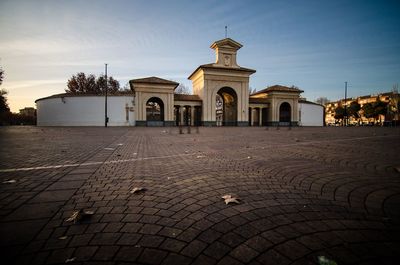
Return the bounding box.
[1,0,399,112]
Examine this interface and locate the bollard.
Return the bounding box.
[196,126,199,134]
[179,126,183,134]
[187,126,191,134]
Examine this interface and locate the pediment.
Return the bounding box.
[210,38,243,51]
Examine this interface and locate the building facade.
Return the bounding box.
[325,91,399,125]
[36,38,324,127]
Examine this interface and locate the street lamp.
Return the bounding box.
[344,81,347,126]
[105,63,108,127]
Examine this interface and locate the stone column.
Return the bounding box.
[191,106,195,126]
[250,108,254,126]
[180,106,184,126]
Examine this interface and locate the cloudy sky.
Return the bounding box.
[1,0,399,112]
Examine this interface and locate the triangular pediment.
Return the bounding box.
[210,38,243,51]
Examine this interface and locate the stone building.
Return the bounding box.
[36,38,324,127]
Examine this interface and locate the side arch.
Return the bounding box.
[279,102,291,123]
[146,97,164,126]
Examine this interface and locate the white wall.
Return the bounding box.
[36,96,135,126]
[299,102,324,126]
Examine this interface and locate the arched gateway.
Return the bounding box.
[126,38,303,127]
[216,87,237,126]
[188,38,256,126]
[146,97,164,126]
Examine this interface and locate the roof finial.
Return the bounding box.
[225,26,227,38]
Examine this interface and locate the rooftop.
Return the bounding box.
[252,85,304,95]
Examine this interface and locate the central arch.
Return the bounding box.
[146,97,164,126]
[279,102,291,125]
[216,87,237,126]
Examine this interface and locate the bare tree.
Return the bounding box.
[66,72,120,94]
[0,66,3,86]
[175,83,191,95]
[315,97,330,105]
[96,75,120,93]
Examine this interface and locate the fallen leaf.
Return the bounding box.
[196,155,205,158]
[66,210,94,223]
[221,194,232,200]
[184,150,189,153]
[83,210,94,215]
[66,210,82,223]
[65,257,76,263]
[133,153,137,155]
[2,179,16,184]
[247,156,252,159]
[318,256,337,265]
[224,198,240,205]
[59,236,68,240]
[130,187,146,194]
[104,148,115,151]
[117,143,124,146]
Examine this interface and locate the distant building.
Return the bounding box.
[325,91,399,125]
[36,38,324,127]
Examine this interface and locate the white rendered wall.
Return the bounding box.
[299,102,324,126]
[36,96,135,126]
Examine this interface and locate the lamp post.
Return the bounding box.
[105,63,108,127]
[344,81,347,126]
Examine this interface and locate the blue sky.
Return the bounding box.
[1,0,399,112]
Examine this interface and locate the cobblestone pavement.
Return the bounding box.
[0,126,399,265]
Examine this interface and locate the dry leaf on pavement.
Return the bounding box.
[130,187,146,194]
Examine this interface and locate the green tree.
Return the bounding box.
[362,102,375,122]
[373,99,387,123]
[0,66,11,125]
[348,101,361,121]
[334,105,344,121]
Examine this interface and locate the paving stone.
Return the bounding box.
[204,241,231,260]
[1,127,400,264]
[160,238,187,252]
[139,223,163,235]
[138,235,165,248]
[46,247,75,264]
[181,239,208,258]
[138,248,168,265]
[230,244,259,263]
[257,249,291,265]
[68,233,94,247]
[117,233,142,245]
[93,245,120,260]
[162,253,192,265]
[74,246,98,261]
[115,246,142,262]
[90,233,121,245]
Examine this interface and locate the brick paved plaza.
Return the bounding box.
[0,126,399,265]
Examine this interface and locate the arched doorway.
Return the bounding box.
[146,97,164,126]
[216,87,237,126]
[279,102,291,125]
